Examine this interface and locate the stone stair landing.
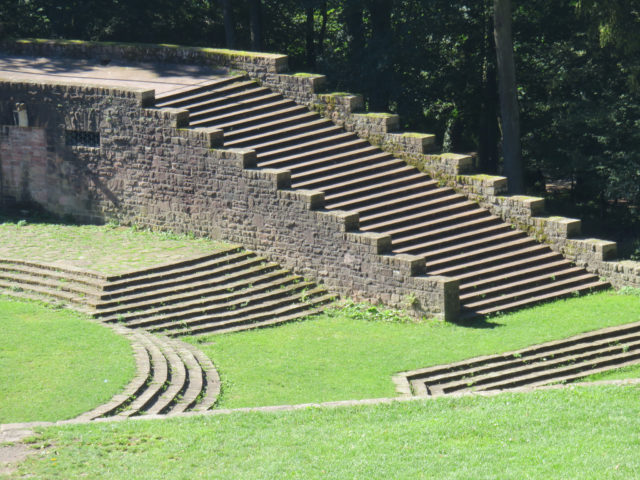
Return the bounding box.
[156,80,610,317]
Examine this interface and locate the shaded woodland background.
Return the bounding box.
[1,0,639,257]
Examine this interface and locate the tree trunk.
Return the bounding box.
[493,0,524,193]
[479,1,499,173]
[318,1,328,58]
[344,0,365,83]
[366,0,393,111]
[221,0,235,49]
[249,0,262,51]
[305,6,316,69]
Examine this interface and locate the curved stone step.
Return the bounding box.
[73,326,221,420]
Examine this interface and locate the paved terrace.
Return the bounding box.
[0,53,226,94]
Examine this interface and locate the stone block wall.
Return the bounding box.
[0,78,459,320]
[1,38,637,292]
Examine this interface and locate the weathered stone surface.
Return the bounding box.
[0,78,457,319]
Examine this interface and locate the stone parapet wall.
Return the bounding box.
[1,38,289,74]
[0,78,459,320]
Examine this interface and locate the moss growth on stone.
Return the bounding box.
[400,132,431,138]
[13,38,287,60]
[359,112,396,118]
[292,72,320,77]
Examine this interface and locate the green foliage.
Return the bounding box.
[2,0,639,248]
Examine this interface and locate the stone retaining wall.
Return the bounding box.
[0,78,459,320]
[1,38,637,292]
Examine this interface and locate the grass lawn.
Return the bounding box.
[189,291,640,408]
[11,384,640,479]
[0,221,231,275]
[0,297,135,423]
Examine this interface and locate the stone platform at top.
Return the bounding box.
[0,53,228,96]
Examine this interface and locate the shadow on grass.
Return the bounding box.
[450,310,503,330]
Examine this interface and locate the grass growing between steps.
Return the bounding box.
[0,297,136,423]
[0,221,231,275]
[13,385,640,479]
[189,291,640,408]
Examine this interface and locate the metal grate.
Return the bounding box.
[65,130,100,148]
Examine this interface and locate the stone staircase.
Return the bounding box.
[0,258,104,312]
[74,325,220,420]
[155,79,610,317]
[396,321,640,396]
[0,247,332,336]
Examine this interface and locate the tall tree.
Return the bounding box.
[493,0,524,193]
[366,0,393,111]
[221,0,236,49]
[249,0,263,51]
[304,3,316,69]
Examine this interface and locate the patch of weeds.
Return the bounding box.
[618,286,640,297]
[327,299,418,324]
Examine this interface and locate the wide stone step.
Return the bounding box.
[359,193,468,228]
[95,268,293,319]
[148,287,330,335]
[402,321,640,396]
[418,330,640,393]
[460,266,585,303]
[189,97,294,124]
[363,200,479,233]
[226,120,338,150]
[292,157,405,190]
[102,274,306,323]
[195,104,308,130]
[103,248,244,289]
[0,268,102,300]
[327,177,438,210]
[439,340,640,395]
[435,248,562,280]
[353,186,451,218]
[256,132,358,162]
[392,215,503,251]
[258,139,372,169]
[181,88,278,115]
[0,258,106,286]
[241,124,349,155]
[468,278,607,315]
[154,76,249,106]
[421,230,527,263]
[425,236,540,272]
[123,281,318,329]
[99,255,273,304]
[459,258,576,292]
[0,278,98,308]
[222,113,325,143]
[395,222,512,256]
[289,151,395,184]
[168,294,334,337]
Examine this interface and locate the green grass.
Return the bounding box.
[0,221,231,274]
[0,297,136,423]
[579,363,640,382]
[189,292,640,408]
[12,384,640,479]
